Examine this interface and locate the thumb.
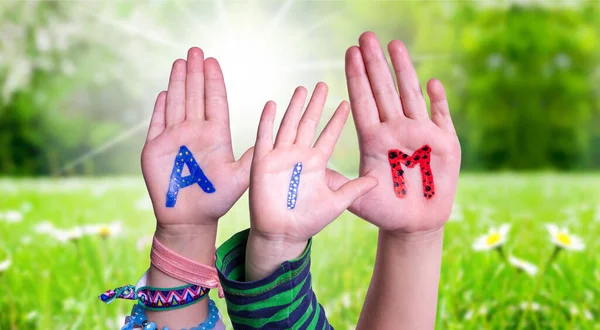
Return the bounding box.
[325,168,350,191]
[234,146,255,189]
[333,175,378,213]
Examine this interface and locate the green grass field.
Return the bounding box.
[0,174,599,329]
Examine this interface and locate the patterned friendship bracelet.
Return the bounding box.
[99,284,137,303]
[99,283,208,311]
[122,299,220,330]
[138,284,208,311]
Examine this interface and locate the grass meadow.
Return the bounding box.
[0,174,599,329]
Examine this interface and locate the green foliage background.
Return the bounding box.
[0,1,599,175]
[1,176,599,329]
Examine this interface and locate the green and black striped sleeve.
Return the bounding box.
[215,229,333,330]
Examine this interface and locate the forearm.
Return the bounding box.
[216,229,332,329]
[357,226,444,330]
[146,223,217,328]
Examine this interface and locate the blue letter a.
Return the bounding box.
[165,146,215,207]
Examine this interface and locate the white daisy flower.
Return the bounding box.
[82,224,100,235]
[520,301,541,311]
[464,304,488,320]
[36,222,87,243]
[583,309,593,320]
[35,221,56,234]
[25,311,38,321]
[84,222,122,238]
[54,227,84,243]
[508,255,538,277]
[569,305,579,316]
[464,309,474,320]
[473,224,511,251]
[0,258,11,272]
[35,221,64,239]
[479,305,488,316]
[1,210,23,223]
[545,224,585,251]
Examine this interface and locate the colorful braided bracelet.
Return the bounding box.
[122,299,220,330]
[100,283,208,311]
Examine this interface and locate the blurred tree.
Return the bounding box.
[456,2,600,170]
[0,0,357,176]
[0,1,175,175]
[334,1,600,171]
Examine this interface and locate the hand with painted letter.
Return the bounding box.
[140,47,248,327]
[140,46,254,279]
[245,83,378,280]
[142,47,252,232]
[337,32,461,234]
[342,32,462,330]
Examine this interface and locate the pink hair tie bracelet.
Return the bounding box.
[150,236,224,298]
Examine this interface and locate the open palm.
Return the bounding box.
[337,32,461,233]
[141,47,252,229]
[249,84,377,243]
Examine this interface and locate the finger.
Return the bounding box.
[146,91,167,141]
[165,59,187,126]
[325,168,350,191]
[204,57,230,125]
[233,146,254,191]
[294,82,328,147]
[388,40,428,120]
[345,46,380,131]
[254,101,277,159]
[313,101,350,159]
[358,32,403,121]
[274,86,308,148]
[185,47,205,120]
[326,169,372,217]
[427,79,456,134]
[333,176,378,214]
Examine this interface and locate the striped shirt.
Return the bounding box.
[215,229,333,330]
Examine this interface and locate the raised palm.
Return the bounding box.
[249,83,377,243]
[141,47,252,228]
[340,32,461,233]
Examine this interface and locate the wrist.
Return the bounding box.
[245,229,308,281]
[381,225,445,244]
[149,222,218,287]
[146,223,218,326]
[153,223,218,262]
[376,226,444,262]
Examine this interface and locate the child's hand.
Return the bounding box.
[141,47,253,238]
[340,32,461,234]
[141,48,251,326]
[245,83,378,280]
